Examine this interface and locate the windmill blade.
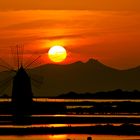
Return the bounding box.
[19,44,24,66]
[0,80,12,97]
[0,58,16,72]
[0,69,15,96]
[25,55,42,69]
[16,44,24,68]
[0,64,15,72]
[10,44,24,69]
[11,45,17,69]
[0,76,13,87]
[0,76,13,96]
[0,71,15,84]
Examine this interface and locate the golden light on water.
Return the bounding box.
[48,124,67,127]
[48,134,67,139]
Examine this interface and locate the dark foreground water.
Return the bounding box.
[0,134,140,140]
[0,98,140,139]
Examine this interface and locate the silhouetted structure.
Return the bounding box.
[87,137,92,140]
[12,66,33,124]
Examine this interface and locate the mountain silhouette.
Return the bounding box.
[0,59,140,97]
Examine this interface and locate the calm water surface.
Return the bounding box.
[0,134,140,140]
[1,98,140,103]
[0,98,139,139]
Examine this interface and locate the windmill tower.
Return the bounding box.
[12,65,33,124]
[11,45,33,124]
[0,45,42,124]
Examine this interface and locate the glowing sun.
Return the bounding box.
[48,45,67,63]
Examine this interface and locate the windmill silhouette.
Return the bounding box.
[12,66,33,124]
[0,45,42,124]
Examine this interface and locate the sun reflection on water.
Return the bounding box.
[48,134,67,139]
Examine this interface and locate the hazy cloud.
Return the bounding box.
[0,33,96,43]
[0,0,140,11]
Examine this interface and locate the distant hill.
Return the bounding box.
[0,59,140,97]
[57,90,140,99]
[30,59,140,97]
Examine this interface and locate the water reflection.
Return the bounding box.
[48,135,67,139]
[33,98,140,103]
[0,123,124,128]
[2,98,140,103]
[32,114,140,118]
[48,124,67,127]
[0,134,140,140]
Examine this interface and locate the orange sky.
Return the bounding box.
[0,0,140,11]
[0,1,139,69]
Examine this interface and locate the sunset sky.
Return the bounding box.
[0,0,139,69]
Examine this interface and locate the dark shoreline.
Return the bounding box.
[1,116,140,124]
[0,125,139,136]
